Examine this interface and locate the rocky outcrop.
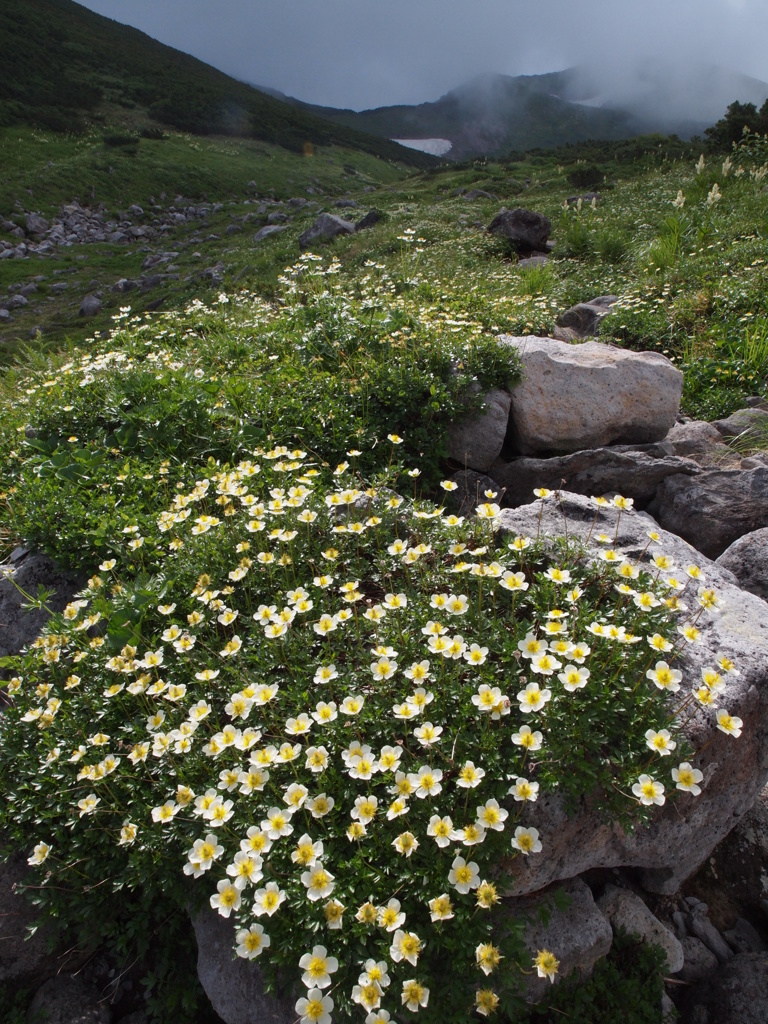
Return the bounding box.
[498,335,683,455]
[495,492,768,897]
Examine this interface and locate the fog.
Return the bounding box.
[78,0,768,113]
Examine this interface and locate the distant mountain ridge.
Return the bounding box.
[265,64,768,160]
[0,0,436,168]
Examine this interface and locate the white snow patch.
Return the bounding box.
[392,138,453,156]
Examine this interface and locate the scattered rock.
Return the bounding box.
[25,212,49,235]
[19,282,38,296]
[7,294,28,309]
[446,387,512,471]
[253,225,288,243]
[679,935,718,982]
[715,527,768,600]
[267,212,288,225]
[556,295,619,337]
[192,906,294,1024]
[489,445,699,508]
[723,917,768,954]
[494,493,768,897]
[517,254,549,268]
[663,420,730,459]
[487,208,551,251]
[334,199,359,208]
[598,885,684,972]
[649,466,768,559]
[298,213,355,250]
[498,335,683,455]
[79,294,102,317]
[519,878,613,1003]
[713,408,768,444]
[112,278,139,294]
[287,198,307,209]
[465,189,496,200]
[355,208,384,232]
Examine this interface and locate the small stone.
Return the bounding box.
[688,910,734,963]
[598,885,684,973]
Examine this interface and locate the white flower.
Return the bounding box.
[299,945,339,989]
[511,826,542,855]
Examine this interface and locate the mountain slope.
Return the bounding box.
[0,0,436,168]
[276,65,768,160]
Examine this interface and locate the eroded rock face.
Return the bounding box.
[495,492,768,897]
[650,466,768,559]
[498,336,682,456]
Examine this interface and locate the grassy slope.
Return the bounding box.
[0,0,436,169]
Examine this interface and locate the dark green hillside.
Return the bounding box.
[283,71,637,160]
[0,0,436,167]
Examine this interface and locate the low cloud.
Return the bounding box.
[81,0,768,113]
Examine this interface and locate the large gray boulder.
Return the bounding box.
[446,387,511,471]
[298,213,354,251]
[487,208,551,251]
[192,907,294,1024]
[490,445,699,508]
[499,336,682,455]
[494,492,768,897]
[650,466,768,559]
[716,527,768,600]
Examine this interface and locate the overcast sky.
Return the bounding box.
[78,0,768,110]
